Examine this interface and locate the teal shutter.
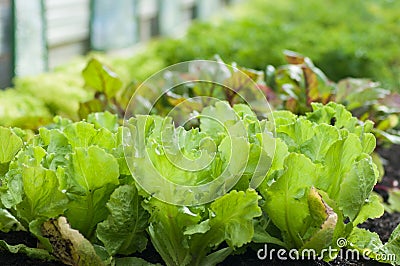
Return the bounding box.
[137,0,159,41]
[0,0,12,88]
[90,0,137,51]
[45,0,90,68]
[159,0,197,36]
[13,0,47,76]
[196,0,222,20]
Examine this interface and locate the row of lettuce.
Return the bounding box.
[0,100,399,265]
[0,54,399,264]
[0,0,399,263]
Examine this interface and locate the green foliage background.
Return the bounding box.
[155,0,400,90]
[1,0,400,129]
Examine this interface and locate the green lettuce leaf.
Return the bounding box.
[317,133,362,197]
[115,257,162,266]
[337,157,377,221]
[348,227,398,265]
[63,121,116,152]
[82,58,123,99]
[144,199,201,266]
[96,184,149,256]
[145,189,261,266]
[38,127,71,170]
[263,153,321,249]
[16,166,67,224]
[353,193,384,226]
[59,146,119,239]
[186,189,262,249]
[0,127,23,164]
[276,117,314,151]
[125,111,251,206]
[87,111,119,132]
[300,123,339,162]
[0,208,24,232]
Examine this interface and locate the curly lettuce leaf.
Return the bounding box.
[0,208,24,232]
[124,111,252,205]
[82,58,123,99]
[276,117,314,151]
[144,199,201,266]
[96,185,149,256]
[263,153,321,249]
[260,104,382,257]
[348,227,399,265]
[0,127,23,164]
[63,121,117,152]
[186,189,261,248]
[299,123,339,162]
[115,257,162,266]
[87,111,119,132]
[16,166,67,224]
[38,127,71,170]
[144,189,261,266]
[58,146,119,239]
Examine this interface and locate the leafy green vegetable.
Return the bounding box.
[258,102,384,259]
[114,257,162,266]
[58,146,119,239]
[144,189,261,266]
[0,89,53,129]
[0,102,396,265]
[0,127,23,164]
[79,58,126,119]
[348,227,399,265]
[17,166,67,224]
[123,102,270,265]
[265,52,400,145]
[96,184,149,256]
[14,72,90,121]
[0,209,24,232]
[83,58,123,99]
[0,114,141,264]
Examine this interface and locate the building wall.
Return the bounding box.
[0,0,12,88]
[0,0,235,89]
[45,0,91,69]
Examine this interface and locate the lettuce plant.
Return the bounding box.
[0,112,150,265]
[255,102,400,263]
[0,102,399,265]
[265,51,400,145]
[123,101,274,266]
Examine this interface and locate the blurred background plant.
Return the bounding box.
[1,0,400,130]
[156,0,400,91]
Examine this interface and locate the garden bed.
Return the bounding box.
[1,144,399,266]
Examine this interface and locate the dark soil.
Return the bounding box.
[1,145,399,265]
[375,144,400,202]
